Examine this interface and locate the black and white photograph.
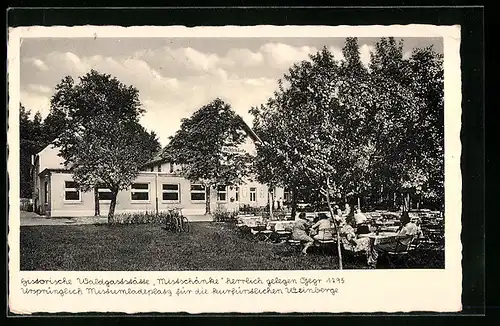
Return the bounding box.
[8,24,462,314]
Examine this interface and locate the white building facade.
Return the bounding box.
[31,122,284,218]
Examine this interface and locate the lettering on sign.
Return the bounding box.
[222,146,246,154]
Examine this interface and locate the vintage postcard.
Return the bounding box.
[8,24,462,314]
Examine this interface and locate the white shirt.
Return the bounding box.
[354,212,368,224]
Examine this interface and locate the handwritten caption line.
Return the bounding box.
[19,276,345,298]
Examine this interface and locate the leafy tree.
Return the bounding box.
[51,70,156,222]
[42,107,68,145]
[252,37,444,268]
[140,130,162,160]
[368,40,444,211]
[252,47,351,267]
[66,114,158,222]
[19,104,48,199]
[20,104,35,198]
[407,46,444,209]
[369,37,411,86]
[164,98,252,215]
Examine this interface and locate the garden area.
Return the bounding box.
[20,221,444,271]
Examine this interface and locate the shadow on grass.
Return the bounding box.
[20,222,444,271]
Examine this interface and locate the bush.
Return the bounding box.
[111,211,172,225]
[20,198,33,212]
[213,205,238,223]
[272,210,287,220]
[238,204,266,216]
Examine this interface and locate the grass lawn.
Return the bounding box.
[20,222,444,271]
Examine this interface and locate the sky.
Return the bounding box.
[20,37,442,146]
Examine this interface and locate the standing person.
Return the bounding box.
[342,203,351,219]
[292,212,314,255]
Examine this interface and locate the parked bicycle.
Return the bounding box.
[164,208,190,233]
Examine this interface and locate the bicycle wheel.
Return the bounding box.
[182,217,190,232]
[174,216,182,233]
[164,215,172,231]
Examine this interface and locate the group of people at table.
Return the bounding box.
[291,204,423,268]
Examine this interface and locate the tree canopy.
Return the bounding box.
[49,69,160,222]
[251,37,444,213]
[164,98,252,214]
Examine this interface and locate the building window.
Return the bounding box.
[250,187,257,202]
[98,186,113,201]
[217,185,227,202]
[64,181,80,201]
[169,163,174,173]
[131,183,149,201]
[190,184,206,201]
[235,186,239,202]
[44,181,48,204]
[162,184,180,202]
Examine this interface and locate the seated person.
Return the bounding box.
[339,218,372,264]
[332,205,345,225]
[342,203,351,218]
[354,207,368,225]
[311,213,334,241]
[353,207,370,234]
[292,212,314,255]
[397,211,423,239]
[367,212,422,268]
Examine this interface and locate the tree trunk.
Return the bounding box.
[94,187,100,216]
[403,193,410,212]
[326,177,343,270]
[205,185,211,215]
[290,186,298,220]
[269,188,274,220]
[107,190,118,224]
[271,188,276,211]
[357,197,361,211]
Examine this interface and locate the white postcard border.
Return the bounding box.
[8,24,462,314]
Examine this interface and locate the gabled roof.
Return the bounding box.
[236,115,261,144]
[39,168,71,176]
[34,137,60,155]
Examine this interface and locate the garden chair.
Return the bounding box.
[273,223,292,243]
[287,239,303,252]
[419,227,444,251]
[315,228,337,246]
[378,234,419,268]
[312,228,337,256]
[340,239,368,265]
[258,225,274,242]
